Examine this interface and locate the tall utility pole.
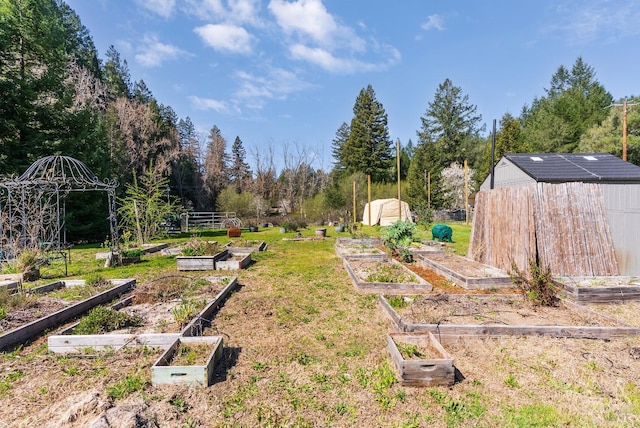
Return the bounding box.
[396,139,401,221]
[609,99,638,161]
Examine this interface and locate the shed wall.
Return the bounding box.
[601,184,640,275]
[479,158,536,191]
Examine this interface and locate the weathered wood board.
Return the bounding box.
[224,240,267,253]
[152,336,223,387]
[48,333,181,353]
[417,253,512,289]
[378,295,640,340]
[388,332,455,387]
[554,276,640,303]
[0,279,135,351]
[176,249,228,271]
[215,253,251,270]
[343,258,432,294]
[181,276,238,336]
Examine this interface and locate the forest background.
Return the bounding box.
[1,0,638,243]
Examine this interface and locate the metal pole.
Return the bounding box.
[464,160,469,224]
[490,119,496,190]
[367,174,372,226]
[352,181,356,223]
[396,139,401,221]
[623,99,628,161]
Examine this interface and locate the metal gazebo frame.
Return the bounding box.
[0,156,119,259]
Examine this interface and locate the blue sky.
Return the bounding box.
[66,0,640,170]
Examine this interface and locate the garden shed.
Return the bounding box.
[472,153,640,276]
[361,198,412,226]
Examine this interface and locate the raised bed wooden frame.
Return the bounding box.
[342,258,432,294]
[417,253,512,290]
[379,295,640,340]
[215,253,251,271]
[0,279,135,351]
[554,276,640,303]
[224,240,267,253]
[151,336,223,387]
[176,249,229,271]
[388,332,455,387]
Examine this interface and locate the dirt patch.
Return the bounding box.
[588,302,640,327]
[422,253,509,278]
[396,294,622,326]
[0,297,69,332]
[348,259,421,284]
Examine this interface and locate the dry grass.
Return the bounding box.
[0,228,638,427]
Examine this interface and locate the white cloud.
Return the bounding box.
[421,14,445,31]
[546,0,640,45]
[184,0,263,26]
[135,34,190,67]
[188,95,229,112]
[136,0,176,18]
[268,0,364,51]
[289,43,400,74]
[233,67,312,109]
[194,24,253,54]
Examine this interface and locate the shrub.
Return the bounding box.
[381,221,420,251]
[75,307,143,334]
[509,259,559,306]
[180,238,220,256]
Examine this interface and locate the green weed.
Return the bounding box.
[107,374,147,400]
[502,403,561,427]
[74,306,142,334]
[504,373,521,388]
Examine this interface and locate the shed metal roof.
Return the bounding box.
[504,153,640,183]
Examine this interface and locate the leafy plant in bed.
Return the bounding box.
[74,306,143,334]
[364,263,416,283]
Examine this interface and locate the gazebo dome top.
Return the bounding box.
[16,155,116,189]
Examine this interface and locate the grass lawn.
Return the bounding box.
[0,222,639,427]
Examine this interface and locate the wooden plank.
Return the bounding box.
[0,279,135,352]
[387,333,455,387]
[342,258,433,294]
[26,281,64,294]
[402,323,640,339]
[48,333,181,353]
[181,277,238,336]
[151,336,223,387]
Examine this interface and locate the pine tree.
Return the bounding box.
[229,136,252,193]
[340,85,392,182]
[521,57,613,153]
[331,122,350,175]
[202,125,229,209]
[408,79,482,209]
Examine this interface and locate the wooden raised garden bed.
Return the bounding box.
[0,279,135,351]
[417,253,512,289]
[554,276,640,303]
[388,332,455,387]
[224,240,267,253]
[215,252,251,271]
[379,294,640,340]
[334,238,386,260]
[176,249,229,271]
[343,258,432,294]
[152,336,223,387]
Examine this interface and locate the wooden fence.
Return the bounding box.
[469,182,619,277]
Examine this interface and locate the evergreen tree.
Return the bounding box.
[408,79,482,209]
[103,45,131,99]
[331,122,350,175]
[174,117,203,209]
[417,78,483,169]
[229,136,252,193]
[521,57,613,153]
[203,125,229,208]
[340,85,392,182]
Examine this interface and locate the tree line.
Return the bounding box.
[1,0,638,241]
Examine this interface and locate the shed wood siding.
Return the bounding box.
[469,183,619,277]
